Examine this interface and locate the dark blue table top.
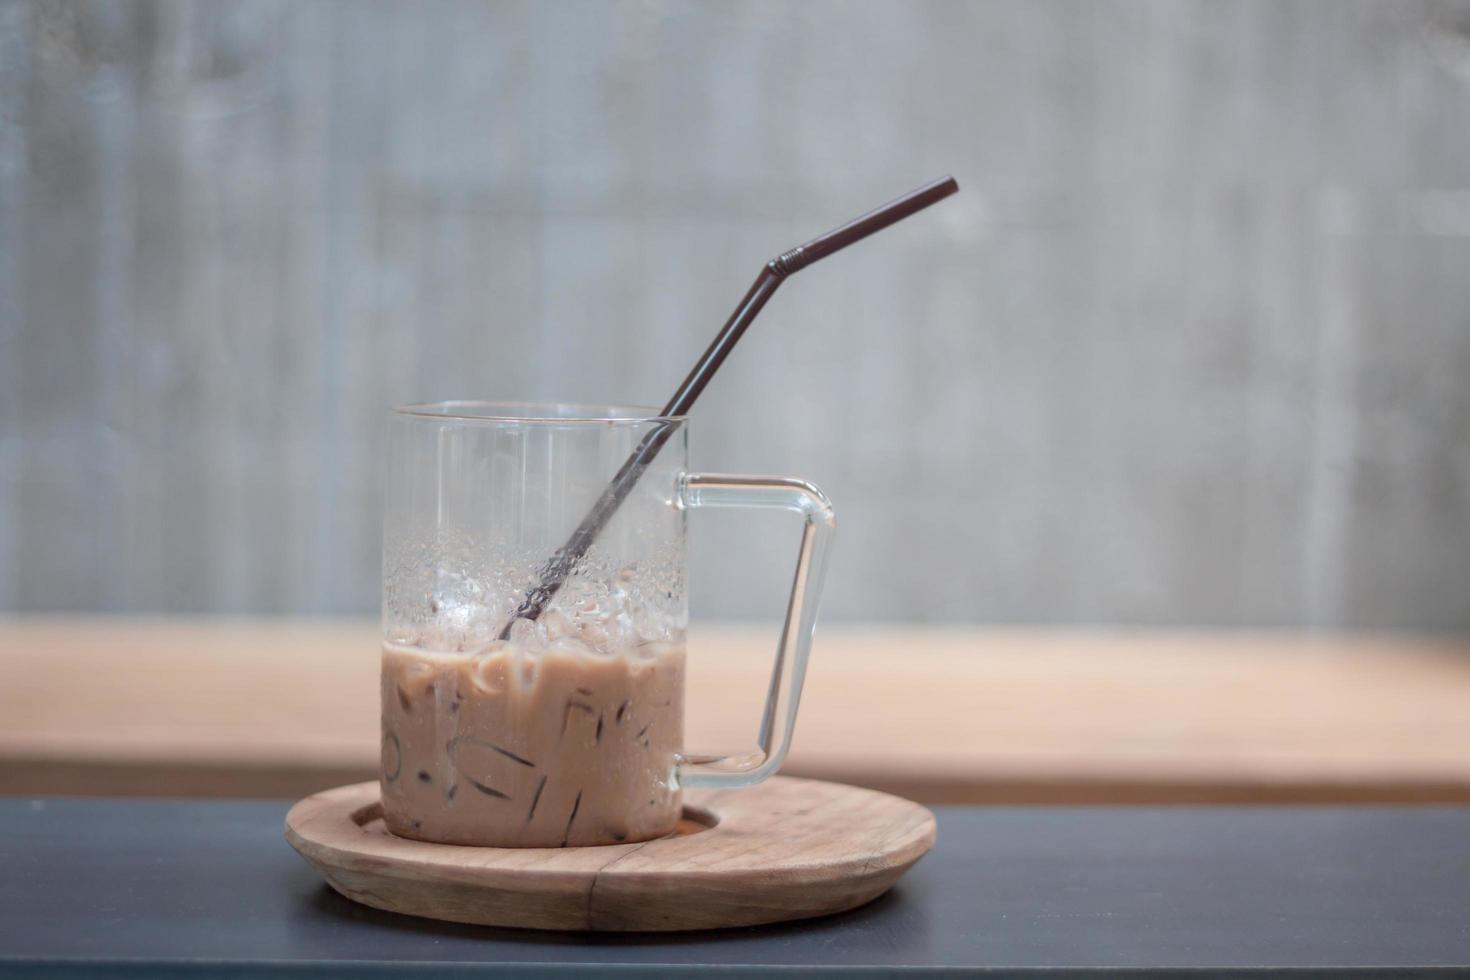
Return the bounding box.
[1,798,1469,977]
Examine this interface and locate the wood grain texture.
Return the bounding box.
[284,776,936,931]
[5,618,1470,803]
[3,1,1470,629]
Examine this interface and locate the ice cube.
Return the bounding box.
[508,616,548,654]
[541,608,576,641]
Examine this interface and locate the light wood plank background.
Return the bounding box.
[5,618,1470,803]
[2,1,1470,628]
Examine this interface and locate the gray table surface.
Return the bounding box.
[1,798,1469,977]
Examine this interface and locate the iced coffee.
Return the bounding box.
[380,618,685,847]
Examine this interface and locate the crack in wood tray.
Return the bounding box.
[285,775,935,931]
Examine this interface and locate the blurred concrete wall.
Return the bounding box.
[3,0,1470,628]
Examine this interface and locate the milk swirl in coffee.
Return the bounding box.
[381,587,686,847]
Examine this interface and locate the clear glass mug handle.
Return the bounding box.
[674,473,837,789]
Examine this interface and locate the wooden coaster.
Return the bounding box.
[285,775,935,932]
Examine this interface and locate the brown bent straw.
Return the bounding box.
[498,175,960,639]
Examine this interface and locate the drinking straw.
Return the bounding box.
[498,176,960,638]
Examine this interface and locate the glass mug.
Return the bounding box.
[380,402,835,847]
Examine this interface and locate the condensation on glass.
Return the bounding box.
[380,401,835,847]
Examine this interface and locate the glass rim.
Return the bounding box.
[391,399,687,425]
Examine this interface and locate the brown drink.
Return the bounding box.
[380,634,685,847]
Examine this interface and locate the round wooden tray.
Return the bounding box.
[285,775,935,932]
